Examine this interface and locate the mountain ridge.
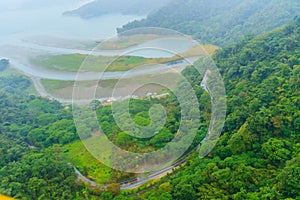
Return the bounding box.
[63,0,171,18]
[118,0,300,46]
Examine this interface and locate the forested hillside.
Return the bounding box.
[0,76,85,199]
[118,0,300,46]
[0,16,299,200]
[134,16,300,200]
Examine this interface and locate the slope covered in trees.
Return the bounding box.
[0,76,85,199]
[131,16,300,200]
[0,16,299,199]
[118,0,300,46]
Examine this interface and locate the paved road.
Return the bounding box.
[73,139,206,190]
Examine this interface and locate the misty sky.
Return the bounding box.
[0,0,93,11]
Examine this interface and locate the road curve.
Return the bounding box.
[73,139,206,191]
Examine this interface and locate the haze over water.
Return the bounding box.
[0,0,144,45]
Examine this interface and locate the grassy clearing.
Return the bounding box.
[40,79,119,99]
[62,136,113,184]
[41,79,74,93]
[32,54,105,72]
[32,54,154,72]
[40,79,90,94]
[32,54,172,72]
[32,45,218,72]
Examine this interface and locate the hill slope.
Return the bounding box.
[118,0,300,46]
[137,16,300,199]
[0,15,299,200]
[64,0,171,18]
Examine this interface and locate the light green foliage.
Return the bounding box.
[61,139,113,184]
[227,122,253,154]
[159,182,173,193]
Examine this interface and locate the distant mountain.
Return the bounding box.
[118,0,300,46]
[63,0,171,18]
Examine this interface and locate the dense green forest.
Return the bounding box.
[125,16,300,200]
[118,0,300,46]
[0,16,299,200]
[0,76,86,199]
[0,76,207,199]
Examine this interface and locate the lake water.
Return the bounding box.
[0,1,144,45]
[0,1,201,103]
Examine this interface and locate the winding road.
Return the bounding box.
[1,40,208,188]
[73,139,206,190]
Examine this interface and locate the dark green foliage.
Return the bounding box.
[118,0,300,46]
[136,17,300,199]
[0,15,300,200]
[0,150,78,199]
[0,77,84,199]
[0,76,30,94]
[276,155,300,198]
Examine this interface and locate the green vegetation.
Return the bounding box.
[0,67,37,95]
[0,66,23,77]
[62,138,112,184]
[132,16,300,200]
[118,0,300,46]
[32,53,107,72]
[32,54,151,72]
[32,45,218,72]
[0,11,299,200]
[0,76,86,199]
[0,74,207,198]
[0,76,31,94]
[41,79,96,94]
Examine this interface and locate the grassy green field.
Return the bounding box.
[40,79,120,99]
[41,79,74,93]
[41,79,96,94]
[62,136,113,184]
[31,45,219,72]
[32,54,150,72]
